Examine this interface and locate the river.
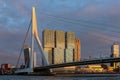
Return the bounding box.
[0,75,120,80]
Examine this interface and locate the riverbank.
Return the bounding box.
[55,73,120,77]
[1,72,120,77]
[0,75,119,80]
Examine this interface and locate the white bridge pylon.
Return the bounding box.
[15,7,49,73]
[30,6,49,68]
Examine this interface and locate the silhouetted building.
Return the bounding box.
[24,46,37,68]
[110,42,119,68]
[24,47,30,68]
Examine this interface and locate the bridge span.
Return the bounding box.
[34,57,120,71]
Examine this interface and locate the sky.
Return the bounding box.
[0,0,120,65]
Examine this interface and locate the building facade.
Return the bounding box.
[43,29,55,64]
[74,38,81,61]
[52,48,64,64]
[55,30,65,48]
[64,32,75,63]
[66,32,75,49]
[43,29,55,48]
[43,29,80,65]
[110,42,119,68]
[24,47,31,68]
[24,46,37,68]
[65,48,74,63]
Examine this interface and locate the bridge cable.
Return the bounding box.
[15,19,32,69]
[40,11,119,28]
[39,12,120,34]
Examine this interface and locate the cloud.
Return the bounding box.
[0,0,120,65]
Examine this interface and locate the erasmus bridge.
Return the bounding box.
[15,7,120,74]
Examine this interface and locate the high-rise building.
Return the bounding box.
[55,30,65,48]
[43,29,79,65]
[52,30,65,64]
[64,32,75,63]
[43,29,55,64]
[24,46,37,68]
[74,38,81,61]
[65,48,73,63]
[24,47,31,68]
[110,42,119,68]
[66,32,75,49]
[43,29,55,48]
[52,48,64,64]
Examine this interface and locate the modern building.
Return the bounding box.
[52,48,64,64]
[43,29,55,64]
[24,47,31,68]
[52,30,65,64]
[65,32,75,49]
[24,46,37,68]
[110,42,119,68]
[74,38,81,61]
[65,48,73,63]
[43,29,55,48]
[43,29,80,65]
[64,32,75,63]
[55,30,65,48]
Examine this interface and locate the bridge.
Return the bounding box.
[34,57,120,70]
[15,7,120,74]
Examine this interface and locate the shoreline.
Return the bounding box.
[55,73,120,77]
[1,73,120,77]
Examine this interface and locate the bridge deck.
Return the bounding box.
[34,57,120,70]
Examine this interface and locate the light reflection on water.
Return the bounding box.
[0,76,120,80]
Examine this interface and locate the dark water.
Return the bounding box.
[0,76,120,80]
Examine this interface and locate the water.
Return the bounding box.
[0,76,120,80]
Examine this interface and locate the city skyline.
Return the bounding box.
[0,0,120,65]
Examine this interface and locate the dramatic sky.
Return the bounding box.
[0,0,120,65]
